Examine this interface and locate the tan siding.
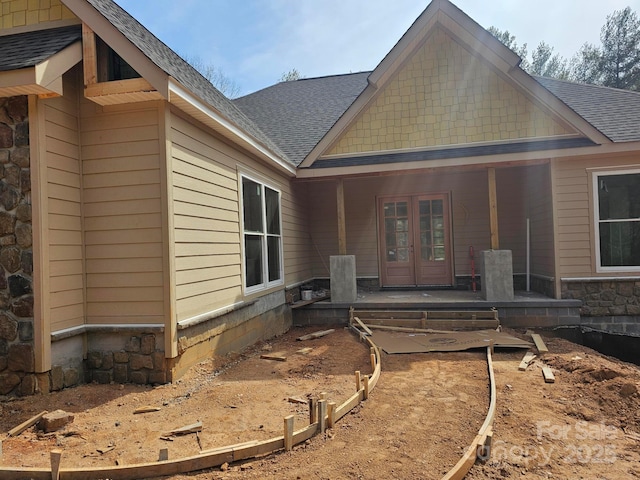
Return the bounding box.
[81,100,164,325]
[496,168,527,273]
[553,154,640,278]
[169,112,309,321]
[44,69,84,332]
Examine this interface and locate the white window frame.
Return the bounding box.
[239,172,284,294]
[593,168,640,273]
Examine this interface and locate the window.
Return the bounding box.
[594,170,640,270]
[96,37,141,82]
[241,175,283,291]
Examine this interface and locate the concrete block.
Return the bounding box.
[480,250,514,301]
[38,410,74,433]
[330,255,357,303]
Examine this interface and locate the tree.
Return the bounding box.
[599,7,640,90]
[182,54,242,98]
[530,42,570,79]
[569,43,603,84]
[487,26,529,71]
[279,68,302,82]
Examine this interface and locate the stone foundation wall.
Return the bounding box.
[561,279,640,316]
[85,334,166,385]
[0,96,35,397]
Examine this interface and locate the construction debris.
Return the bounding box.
[296,347,313,355]
[518,352,537,371]
[8,410,47,437]
[542,366,556,383]
[133,406,162,414]
[37,410,74,434]
[165,421,203,437]
[531,333,549,354]
[287,397,307,404]
[260,353,287,361]
[297,329,335,341]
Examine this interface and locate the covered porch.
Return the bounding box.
[292,287,581,329]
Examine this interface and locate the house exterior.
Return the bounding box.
[0,0,639,396]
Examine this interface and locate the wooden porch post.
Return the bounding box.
[337,179,347,255]
[488,168,499,249]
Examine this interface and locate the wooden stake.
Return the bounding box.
[320,392,327,401]
[318,400,327,434]
[284,415,294,451]
[51,449,62,480]
[8,410,47,437]
[158,448,169,461]
[309,398,318,424]
[352,316,373,335]
[363,375,370,400]
[355,371,361,392]
[327,402,336,429]
[370,353,376,372]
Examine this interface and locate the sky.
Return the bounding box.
[113,0,640,97]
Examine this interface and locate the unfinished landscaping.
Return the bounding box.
[0,325,639,479]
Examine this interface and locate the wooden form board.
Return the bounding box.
[531,333,549,353]
[518,352,536,371]
[542,366,556,383]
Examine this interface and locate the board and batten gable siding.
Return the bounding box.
[80,99,165,325]
[169,111,310,322]
[306,171,491,279]
[44,67,85,333]
[553,154,640,278]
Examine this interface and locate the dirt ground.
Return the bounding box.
[1,325,640,479]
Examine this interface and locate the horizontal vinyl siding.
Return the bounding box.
[553,154,640,278]
[81,101,164,325]
[44,69,84,332]
[170,113,242,321]
[170,112,309,321]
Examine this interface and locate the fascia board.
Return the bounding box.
[169,79,296,177]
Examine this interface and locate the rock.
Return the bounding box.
[0,372,21,394]
[63,368,79,388]
[6,97,27,123]
[7,343,34,372]
[0,234,16,246]
[0,314,18,341]
[113,364,128,383]
[18,320,33,341]
[130,354,153,371]
[50,365,64,391]
[11,296,34,318]
[18,374,36,396]
[20,250,32,275]
[87,351,103,369]
[14,222,31,248]
[0,181,20,210]
[151,351,164,371]
[10,147,29,168]
[14,122,28,147]
[0,150,7,164]
[620,383,637,398]
[130,370,148,384]
[125,336,141,353]
[0,211,15,235]
[220,462,229,472]
[113,351,129,363]
[148,371,166,384]
[92,370,111,384]
[1,246,21,273]
[140,334,155,354]
[2,163,20,187]
[15,204,31,222]
[38,410,75,433]
[20,168,29,194]
[0,124,13,149]
[102,352,114,370]
[8,274,32,297]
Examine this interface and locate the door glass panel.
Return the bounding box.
[418,199,446,262]
[383,201,409,263]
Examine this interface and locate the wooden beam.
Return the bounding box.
[542,366,555,383]
[336,179,347,255]
[284,416,294,451]
[85,77,156,97]
[531,333,549,353]
[296,329,335,341]
[51,449,62,480]
[82,23,97,86]
[488,167,499,249]
[8,410,47,437]
[518,352,536,371]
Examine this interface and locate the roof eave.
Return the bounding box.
[169,80,296,177]
[0,40,82,98]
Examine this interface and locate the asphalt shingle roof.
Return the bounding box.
[234,73,370,166]
[235,72,640,167]
[84,0,290,164]
[534,76,640,143]
[0,25,82,72]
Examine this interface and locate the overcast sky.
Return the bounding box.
[114,0,640,97]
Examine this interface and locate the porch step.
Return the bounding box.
[349,308,499,331]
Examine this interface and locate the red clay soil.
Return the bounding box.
[0,326,639,479]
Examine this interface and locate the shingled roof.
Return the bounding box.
[83,0,290,164]
[234,71,640,167]
[534,76,640,143]
[0,25,81,72]
[234,73,369,166]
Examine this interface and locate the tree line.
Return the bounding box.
[489,6,640,90]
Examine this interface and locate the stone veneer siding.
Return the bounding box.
[561,279,640,317]
[0,96,36,396]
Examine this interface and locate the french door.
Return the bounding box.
[378,193,452,287]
